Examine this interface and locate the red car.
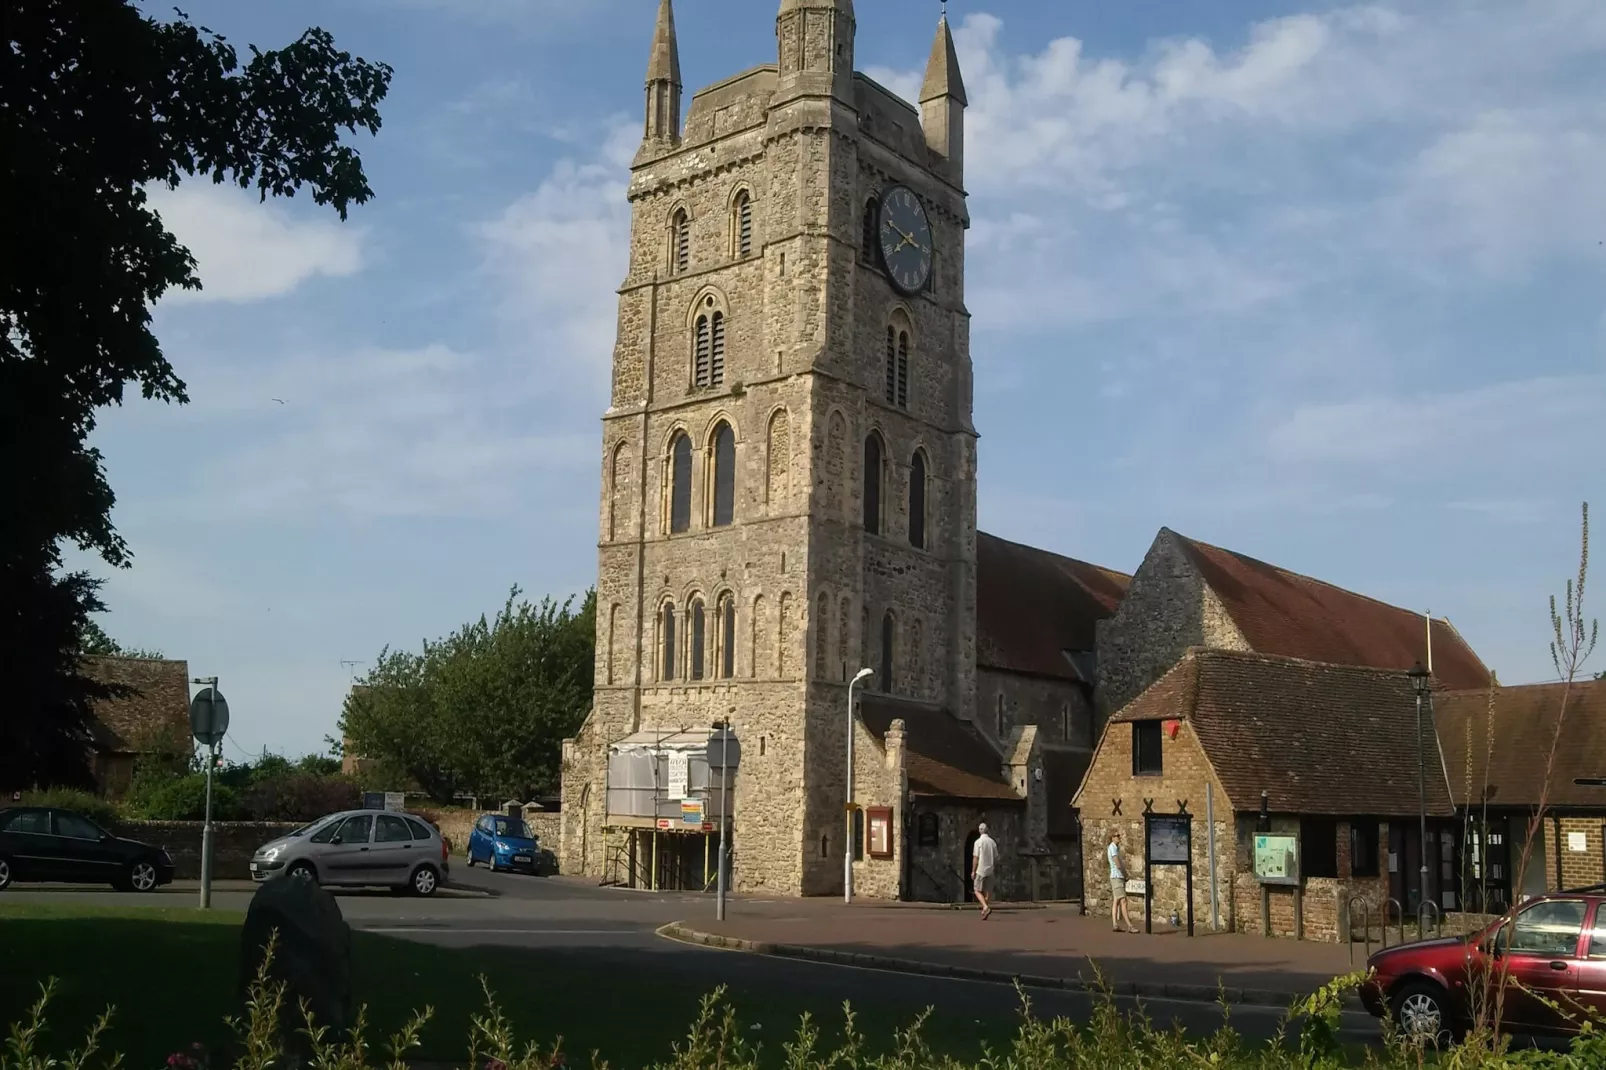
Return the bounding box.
[1361,887,1606,1041]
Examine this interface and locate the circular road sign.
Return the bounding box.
[705,725,741,771]
[189,687,230,747]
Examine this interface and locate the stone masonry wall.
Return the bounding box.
[907,800,1028,903]
[980,669,1096,750]
[1076,718,1234,929]
[1094,530,1249,720]
[112,821,300,881]
[847,716,907,900]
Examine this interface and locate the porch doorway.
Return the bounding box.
[962,830,978,901]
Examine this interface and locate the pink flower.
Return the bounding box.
[485,1059,507,1070]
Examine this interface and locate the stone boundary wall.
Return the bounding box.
[112,820,300,881]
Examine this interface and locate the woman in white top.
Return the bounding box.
[1108,830,1138,932]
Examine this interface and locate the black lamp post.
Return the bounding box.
[1407,661,1432,909]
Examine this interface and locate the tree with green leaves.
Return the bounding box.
[0,0,390,790]
[341,588,597,803]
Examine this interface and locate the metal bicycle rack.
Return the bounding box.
[1417,899,1443,942]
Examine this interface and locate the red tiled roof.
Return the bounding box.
[1107,647,1457,817]
[859,696,1020,801]
[976,532,1130,678]
[1436,678,1606,811]
[81,656,191,754]
[1172,530,1491,690]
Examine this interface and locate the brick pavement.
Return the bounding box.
[681,901,1364,1005]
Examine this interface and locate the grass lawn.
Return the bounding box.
[0,904,1025,1068]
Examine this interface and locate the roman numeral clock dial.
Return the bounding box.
[877,185,933,295]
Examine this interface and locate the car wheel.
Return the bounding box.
[1391,980,1454,1046]
[410,865,440,897]
[286,862,318,884]
[0,856,13,891]
[121,859,160,893]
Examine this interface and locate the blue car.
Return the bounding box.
[466,814,541,874]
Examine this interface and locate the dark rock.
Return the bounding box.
[239,875,353,1047]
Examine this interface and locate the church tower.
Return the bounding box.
[563,0,974,897]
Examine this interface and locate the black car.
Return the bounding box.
[0,807,175,892]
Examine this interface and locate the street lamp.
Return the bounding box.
[845,667,874,904]
[1407,661,1432,910]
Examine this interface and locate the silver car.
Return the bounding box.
[249,809,449,896]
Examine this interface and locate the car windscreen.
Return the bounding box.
[492,819,530,838]
[291,815,339,837]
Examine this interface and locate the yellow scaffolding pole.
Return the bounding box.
[651,831,659,891]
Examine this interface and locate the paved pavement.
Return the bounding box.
[5,871,1380,1045]
[682,900,1364,1004]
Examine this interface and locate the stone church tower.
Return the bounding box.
[561,0,975,896]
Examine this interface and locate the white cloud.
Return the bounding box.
[473,119,637,387]
[150,184,365,304]
[173,343,593,519]
[1265,374,1606,467]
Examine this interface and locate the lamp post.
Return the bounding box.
[1408,661,1432,911]
[845,667,874,904]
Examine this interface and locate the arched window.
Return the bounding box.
[880,612,895,694]
[734,191,753,258]
[814,591,829,680]
[838,596,850,682]
[862,433,883,535]
[779,591,794,678]
[719,593,736,678]
[908,450,927,549]
[690,599,706,681]
[711,311,725,386]
[669,432,692,534]
[606,604,618,685]
[693,310,726,388]
[861,197,879,264]
[661,603,677,680]
[896,330,909,409]
[860,605,869,676]
[672,209,690,274]
[908,618,923,696]
[711,422,735,527]
[884,326,897,405]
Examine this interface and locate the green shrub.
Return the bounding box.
[241,774,360,822]
[124,771,241,822]
[8,943,1606,1070]
[17,788,121,827]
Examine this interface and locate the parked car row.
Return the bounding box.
[0,806,174,892]
[1,803,550,898]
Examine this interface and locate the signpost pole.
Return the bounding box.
[1184,815,1195,937]
[1143,814,1153,935]
[1206,783,1219,931]
[192,676,222,910]
[716,723,729,922]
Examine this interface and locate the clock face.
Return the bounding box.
[877,185,933,294]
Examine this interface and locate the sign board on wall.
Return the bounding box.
[666,751,689,801]
[1254,833,1300,885]
[1569,831,1588,853]
[1147,814,1191,863]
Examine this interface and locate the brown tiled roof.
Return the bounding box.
[976,531,1130,679]
[859,696,1020,802]
[1110,648,1456,817]
[1435,678,1606,810]
[1172,530,1491,690]
[81,656,191,754]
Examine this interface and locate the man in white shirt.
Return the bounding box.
[971,823,998,920]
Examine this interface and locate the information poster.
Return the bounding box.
[666,750,689,801]
[1254,833,1300,885]
[1147,815,1191,863]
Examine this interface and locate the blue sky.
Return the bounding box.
[84,0,1605,759]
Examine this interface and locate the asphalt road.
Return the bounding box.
[7,868,1381,1046]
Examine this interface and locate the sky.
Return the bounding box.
[82,0,1605,760]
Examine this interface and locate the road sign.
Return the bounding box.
[189,687,230,746]
[706,725,741,770]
